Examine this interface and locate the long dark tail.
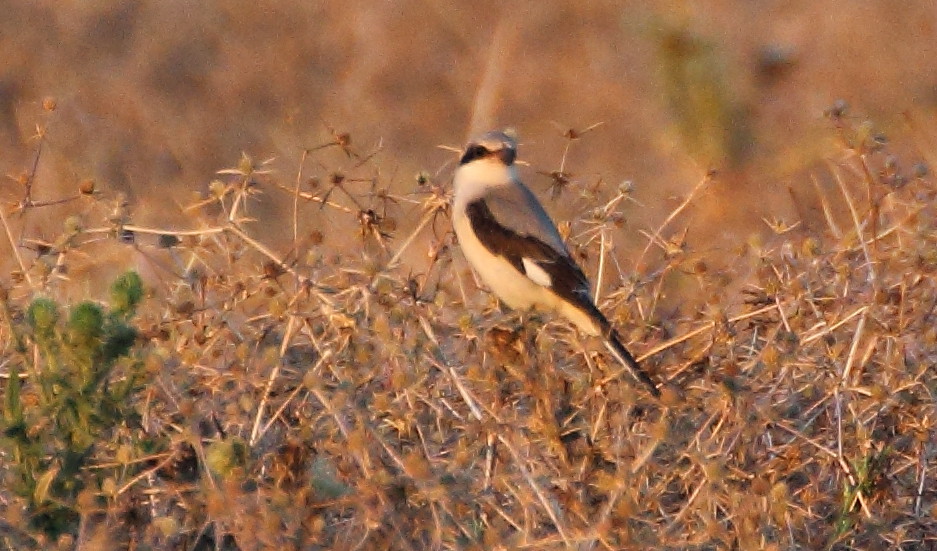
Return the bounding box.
[602,327,661,398]
[569,298,661,397]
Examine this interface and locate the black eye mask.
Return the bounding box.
[459,144,516,166]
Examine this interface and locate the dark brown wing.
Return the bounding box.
[465,198,595,313]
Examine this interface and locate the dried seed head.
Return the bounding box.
[158,234,181,248]
[237,152,255,175]
[209,179,226,198]
[825,99,848,119]
[64,215,82,235]
[884,154,898,171]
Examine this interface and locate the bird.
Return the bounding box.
[451,129,660,397]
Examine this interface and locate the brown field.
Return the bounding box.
[1,2,936,549]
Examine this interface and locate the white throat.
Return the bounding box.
[453,159,516,211]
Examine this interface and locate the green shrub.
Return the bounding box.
[1,271,150,539]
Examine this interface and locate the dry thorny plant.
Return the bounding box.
[0,105,936,550]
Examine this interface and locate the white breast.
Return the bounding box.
[452,157,603,335]
[452,210,551,311]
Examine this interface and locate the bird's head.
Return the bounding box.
[460,130,517,166]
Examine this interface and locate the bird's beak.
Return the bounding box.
[498,147,516,166]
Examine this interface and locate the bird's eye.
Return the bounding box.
[460,144,489,165]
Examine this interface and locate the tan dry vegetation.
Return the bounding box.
[0,100,935,549]
[1,2,937,550]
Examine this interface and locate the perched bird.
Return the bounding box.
[452,130,660,397]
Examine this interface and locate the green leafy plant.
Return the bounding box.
[1,271,146,539]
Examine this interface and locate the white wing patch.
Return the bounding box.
[521,257,553,288]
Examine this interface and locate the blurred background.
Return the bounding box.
[1,0,936,292]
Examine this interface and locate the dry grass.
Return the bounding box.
[0,100,934,551]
